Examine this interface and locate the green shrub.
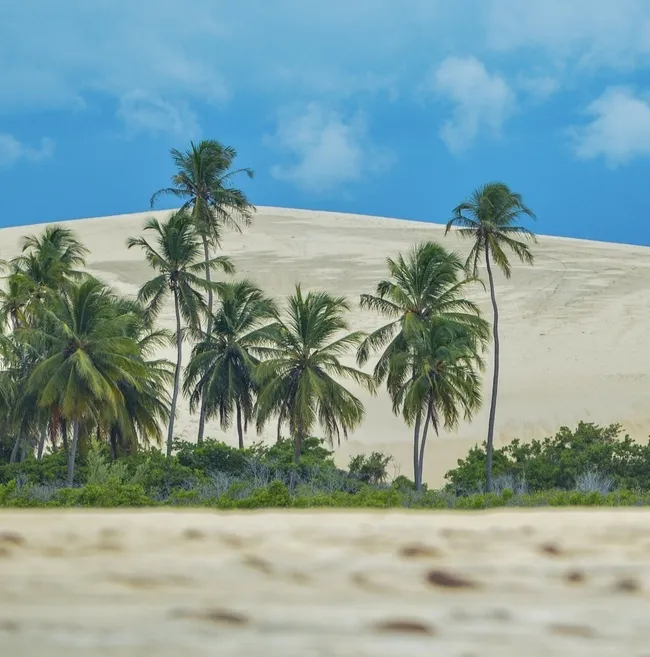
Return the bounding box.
[445,422,650,494]
[348,452,392,485]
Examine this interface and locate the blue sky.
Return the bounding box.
[3,0,650,245]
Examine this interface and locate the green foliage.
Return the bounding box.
[445,422,650,494]
[175,439,252,476]
[348,451,392,485]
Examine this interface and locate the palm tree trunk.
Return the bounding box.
[290,429,303,492]
[236,400,244,449]
[417,400,434,492]
[167,288,183,457]
[37,424,47,460]
[196,235,213,445]
[276,410,283,443]
[412,413,422,490]
[9,435,19,464]
[67,421,81,486]
[485,246,500,493]
[109,426,118,461]
[61,418,69,458]
[19,435,27,462]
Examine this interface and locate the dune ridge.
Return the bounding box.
[1,206,649,485]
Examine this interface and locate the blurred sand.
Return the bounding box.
[1,207,649,485]
[1,509,649,655]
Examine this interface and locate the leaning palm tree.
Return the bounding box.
[22,278,147,485]
[184,280,276,449]
[388,319,484,490]
[357,242,489,484]
[254,286,374,470]
[151,140,255,444]
[127,210,234,455]
[445,182,536,492]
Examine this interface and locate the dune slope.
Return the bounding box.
[2,207,649,484]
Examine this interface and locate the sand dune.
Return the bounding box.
[1,509,649,655]
[2,207,649,485]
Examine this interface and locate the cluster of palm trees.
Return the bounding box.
[0,138,536,493]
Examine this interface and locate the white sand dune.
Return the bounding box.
[1,509,649,655]
[2,206,649,485]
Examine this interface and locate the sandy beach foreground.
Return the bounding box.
[2,206,650,485]
[0,509,648,655]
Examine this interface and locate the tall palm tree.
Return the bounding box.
[357,242,489,485]
[255,286,374,470]
[127,210,234,455]
[22,278,147,485]
[151,140,255,444]
[184,280,276,449]
[388,319,484,490]
[445,182,536,492]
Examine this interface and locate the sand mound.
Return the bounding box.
[2,207,650,484]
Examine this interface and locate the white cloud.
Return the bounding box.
[516,73,560,102]
[0,134,55,168]
[427,56,516,154]
[484,0,650,70]
[117,91,199,138]
[569,87,650,166]
[267,103,392,192]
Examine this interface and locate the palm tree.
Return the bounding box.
[7,225,89,319]
[101,298,173,459]
[445,182,536,492]
[254,286,374,472]
[0,273,28,330]
[357,242,489,486]
[22,278,147,485]
[151,140,255,444]
[184,280,276,449]
[388,319,484,490]
[127,210,234,455]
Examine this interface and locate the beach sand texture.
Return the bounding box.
[1,206,649,485]
[1,509,649,655]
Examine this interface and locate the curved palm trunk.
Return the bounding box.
[412,413,422,491]
[417,399,434,492]
[167,288,183,457]
[196,235,213,445]
[67,420,81,486]
[236,400,244,449]
[485,246,500,493]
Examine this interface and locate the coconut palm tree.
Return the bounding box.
[388,319,484,490]
[127,210,234,455]
[184,280,276,449]
[10,225,89,310]
[101,298,173,459]
[150,140,255,444]
[357,242,489,485]
[445,182,536,492]
[254,286,374,472]
[0,273,28,330]
[21,278,147,484]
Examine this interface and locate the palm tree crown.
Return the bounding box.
[255,286,374,465]
[445,182,536,278]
